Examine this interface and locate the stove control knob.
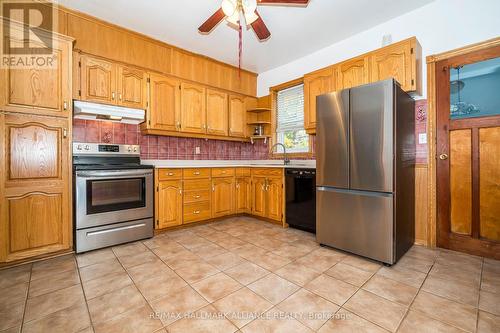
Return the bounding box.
[77,144,82,150]
[127,147,132,152]
[84,145,90,151]
[133,147,138,152]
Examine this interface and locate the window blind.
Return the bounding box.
[276,84,304,132]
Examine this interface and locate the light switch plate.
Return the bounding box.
[418,133,427,144]
[195,146,201,154]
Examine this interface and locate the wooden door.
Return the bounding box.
[80,55,117,105]
[0,29,72,118]
[304,68,334,132]
[370,40,414,91]
[252,176,267,218]
[157,180,182,229]
[229,95,246,138]
[267,178,283,222]
[336,57,370,89]
[148,74,180,132]
[212,177,235,217]
[206,89,228,136]
[117,65,147,109]
[180,83,206,134]
[235,177,252,214]
[0,113,71,262]
[436,46,500,258]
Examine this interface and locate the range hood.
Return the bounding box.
[73,100,145,124]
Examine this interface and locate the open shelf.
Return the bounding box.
[247,121,271,125]
[250,135,271,144]
[247,108,272,113]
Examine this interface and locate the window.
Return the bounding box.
[276,84,309,153]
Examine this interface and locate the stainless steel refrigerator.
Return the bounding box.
[316,79,415,265]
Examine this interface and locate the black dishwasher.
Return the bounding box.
[285,168,316,233]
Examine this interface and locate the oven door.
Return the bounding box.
[75,169,153,229]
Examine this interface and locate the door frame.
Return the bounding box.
[426,37,500,252]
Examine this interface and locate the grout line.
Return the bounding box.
[75,256,96,333]
[19,263,33,333]
[476,257,484,333]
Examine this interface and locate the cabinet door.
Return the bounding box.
[206,89,228,136]
[80,55,117,105]
[337,57,370,89]
[236,177,252,214]
[0,29,72,117]
[252,176,267,218]
[117,65,147,109]
[267,178,283,222]
[1,113,71,262]
[180,83,206,134]
[370,40,414,91]
[148,74,180,132]
[212,177,235,217]
[228,95,246,138]
[157,180,182,229]
[304,68,334,131]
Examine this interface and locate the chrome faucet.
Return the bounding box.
[269,143,290,165]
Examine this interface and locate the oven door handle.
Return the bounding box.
[76,170,153,178]
[86,223,147,236]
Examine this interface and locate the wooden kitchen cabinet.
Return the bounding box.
[212,177,235,218]
[117,65,148,109]
[266,177,283,222]
[145,73,181,132]
[251,176,268,218]
[336,57,370,89]
[235,176,252,214]
[0,28,73,118]
[0,113,72,262]
[79,54,117,105]
[206,89,228,136]
[251,169,284,222]
[304,67,335,133]
[228,95,247,138]
[156,179,183,229]
[181,82,206,134]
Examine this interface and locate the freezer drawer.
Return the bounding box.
[76,218,153,253]
[316,187,394,264]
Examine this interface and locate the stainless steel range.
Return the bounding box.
[73,143,154,253]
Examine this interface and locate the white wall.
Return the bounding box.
[257,0,500,98]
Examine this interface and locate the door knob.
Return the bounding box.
[439,153,448,160]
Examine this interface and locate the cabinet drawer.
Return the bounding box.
[212,168,235,177]
[235,168,251,177]
[251,168,283,177]
[183,201,211,223]
[183,168,210,179]
[183,190,210,203]
[184,179,211,191]
[158,168,182,180]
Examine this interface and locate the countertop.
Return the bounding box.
[141,159,316,169]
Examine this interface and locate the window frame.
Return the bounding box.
[270,78,313,158]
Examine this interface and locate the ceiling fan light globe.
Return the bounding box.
[244,11,259,25]
[242,0,257,13]
[221,0,236,17]
[226,10,240,25]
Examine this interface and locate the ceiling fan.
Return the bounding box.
[198,0,310,41]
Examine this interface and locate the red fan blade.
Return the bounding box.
[251,11,271,41]
[198,8,226,33]
[257,0,309,6]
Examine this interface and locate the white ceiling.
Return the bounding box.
[57,0,435,73]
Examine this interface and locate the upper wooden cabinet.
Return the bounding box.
[145,73,181,132]
[0,28,73,118]
[229,95,247,138]
[180,83,206,134]
[117,65,148,109]
[336,57,370,89]
[304,68,335,132]
[206,89,228,136]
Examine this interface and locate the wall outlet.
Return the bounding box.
[195,146,201,154]
[418,133,427,144]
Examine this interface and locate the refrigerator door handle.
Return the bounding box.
[317,187,393,197]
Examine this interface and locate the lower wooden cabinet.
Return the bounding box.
[156,179,182,229]
[235,177,252,214]
[251,172,283,222]
[267,177,283,221]
[212,177,235,217]
[251,176,268,218]
[0,113,72,262]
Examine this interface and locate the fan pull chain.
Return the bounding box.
[238,21,242,78]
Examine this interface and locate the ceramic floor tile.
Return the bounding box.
[24,284,86,322]
[376,265,427,288]
[248,273,300,305]
[0,282,28,307]
[0,325,21,333]
[0,264,31,289]
[174,262,220,284]
[112,241,149,257]
[93,304,162,333]
[341,255,382,273]
[212,287,273,328]
[395,255,434,274]
[192,272,243,302]
[151,242,187,259]
[231,244,268,260]
[136,271,187,302]
[82,270,133,300]
[435,250,483,273]
[76,248,116,268]
[141,235,173,249]
[78,258,124,282]
[240,307,314,333]
[305,274,358,306]
[31,255,76,281]
[118,250,159,269]
[325,262,374,287]
[411,291,477,332]
[343,289,406,332]
[213,237,249,250]
[398,310,465,333]
[162,250,204,270]
[247,252,291,271]
[274,261,321,286]
[29,268,80,298]
[477,311,500,333]
[271,244,312,259]
[405,245,440,262]
[294,251,343,272]
[277,288,339,330]
[150,286,208,325]
[363,275,419,306]
[190,243,228,259]
[167,305,238,333]
[22,303,90,333]
[224,262,270,285]
[481,270,500,294]
[0,301,25,331]
[422,274,479,307]
[87,285,148,324]
[206,252,246,271]
[249,237,285,251]
[479,290,500,316]
[317,308,388,333]
[429,263,481,287]
[127,260,174,282]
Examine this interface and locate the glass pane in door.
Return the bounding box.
[88,178,145,214]
[450,56,500,119]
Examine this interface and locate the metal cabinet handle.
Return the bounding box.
[193,210,200,214]
[63,101,68,110]
[222,170,226,174]
[212,185,215,192]
[112,92,115,100]
[193,171,200,175]
[439,153,448,160]
[194,195,201,199]
[167,172,174,176]
[236,183,240,189]
[203,124,206,129]
[177,122,181,129]
[63,128,68,138]
[119,93,122,101]
[179,189,182,195]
